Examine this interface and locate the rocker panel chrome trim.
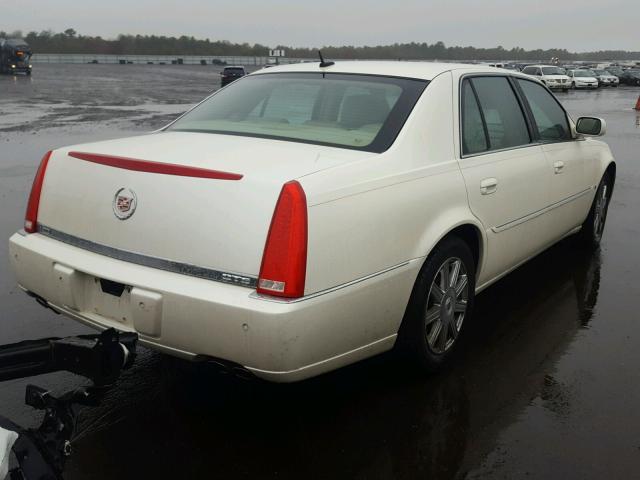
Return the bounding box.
[492,187,594,233]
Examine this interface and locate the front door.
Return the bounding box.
[514,78,595,238]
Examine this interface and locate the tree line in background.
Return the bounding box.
[1,29,639,61]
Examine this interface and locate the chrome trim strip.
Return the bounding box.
[460,142,542,160]
[250,260,412,303]
[492,187,594,233]
[37,225,257,288]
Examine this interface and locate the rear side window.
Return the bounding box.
[469,76,531,151]
[517,79,571,142]
[461,81,488,155]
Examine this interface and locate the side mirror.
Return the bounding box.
[576,117,606,137]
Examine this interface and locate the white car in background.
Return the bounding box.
[10,62,616,382]
[521,65,571,91]
[567,69,599,89]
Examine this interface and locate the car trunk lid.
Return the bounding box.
[36,131,370,283]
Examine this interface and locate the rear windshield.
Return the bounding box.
[224,68,245,74]
[167,72,428,152]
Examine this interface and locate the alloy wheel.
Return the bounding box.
[425,257,469,354]
[593,183,609,242]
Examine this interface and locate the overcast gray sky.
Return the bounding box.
[1,0,638,52]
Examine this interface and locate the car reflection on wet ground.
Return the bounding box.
[1,65,639,479]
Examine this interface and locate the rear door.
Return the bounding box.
[514,78,595,237]
[456,75,553,286]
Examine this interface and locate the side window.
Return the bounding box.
[517,79,571,142]
[471,77,531,151]
[461,80,488,155]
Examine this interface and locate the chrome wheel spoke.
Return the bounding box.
[428,321,442,347]
[455,275,468,297]
[425,306,440,326]
[454,300,467,313]
[437,323,448,351]
[449,320,459,340]
[440,263,450,291]
[449,260,461,288]
[431,285,444,303]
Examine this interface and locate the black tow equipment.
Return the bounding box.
[0,329,138,479]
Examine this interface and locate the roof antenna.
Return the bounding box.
[318,50,334,68]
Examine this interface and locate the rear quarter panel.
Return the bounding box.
[300,72,483,337]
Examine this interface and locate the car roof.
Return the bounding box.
[249,61,517,81]
[1,38,29,47]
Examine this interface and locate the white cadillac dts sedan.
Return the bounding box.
[10,62,615,382]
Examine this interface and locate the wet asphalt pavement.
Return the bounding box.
[1,64,639,479]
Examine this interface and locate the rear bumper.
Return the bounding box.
[9,232,417,382]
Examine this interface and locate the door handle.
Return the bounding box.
[554,161,565,174]
[480,178,498,195]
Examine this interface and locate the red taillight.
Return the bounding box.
[257,181,308,298]
[24,151,52,233]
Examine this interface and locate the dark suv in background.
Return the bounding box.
[620,69,640,86]
[220,66,246,87]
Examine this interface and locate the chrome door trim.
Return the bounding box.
[492,186,595,233]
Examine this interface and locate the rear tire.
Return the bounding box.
[577,172,612,248]
[397,236,476,372]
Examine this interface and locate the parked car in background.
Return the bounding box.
[220,66,246,87]
[592,69,619,87]
[10,62,615,382]
[514,63,534,71]
[605,66,625,78]
[619,69,640,86]
[521,65,571,91]
[502,63,520,71]
[566,69,599,89]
